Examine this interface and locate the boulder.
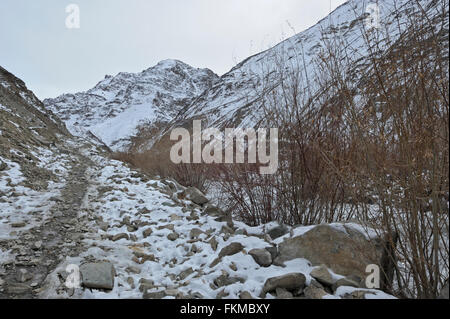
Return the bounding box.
[276,288,293,299]
[185,187,209,205]
[262,273,306,295]
[219,242,244,258]
[265,246,278,261]
[80,262,115,290]
[239,291,253,299]
[310,265,335,287]
[304,285,328,299]
[267,224,289,240]
[249,248,272,267]
[275,224,389,285]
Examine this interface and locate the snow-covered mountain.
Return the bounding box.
[43,60,219,151]
[168,0,445,131]
[43,0,445,151]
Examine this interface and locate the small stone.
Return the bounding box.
[190,228,204,239]
[170,214,182,221]
[208,237,218,251]
[262,273,306,295]
[216,289,229,299]
[332,277,361,291]
[33,241,43,250]
[239,291,253,299]
[220,225,234,235]
[165,289,180,297]
[7,283,31,294]
[125,266,141,274]
[111,233,129,242]
[219,242,244,258]
[11,222,26,228]
[167,232,180,241]
[16,269,33,283]
[143,289,166,299]
[126,277,135,289]
[178,267,194,280]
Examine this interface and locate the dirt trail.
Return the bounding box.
[0,145,95,299]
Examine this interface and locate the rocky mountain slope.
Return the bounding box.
[1,67,399,299]
[44,0,445,153]
[166,0,445,132]
[43,60,219,151]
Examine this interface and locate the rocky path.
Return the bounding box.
[0,139,399,300]
[0,143,95,298]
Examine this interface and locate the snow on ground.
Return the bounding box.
[37,146,396,299]
[0,146,72,240]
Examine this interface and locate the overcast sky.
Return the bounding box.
[0,0,346,99]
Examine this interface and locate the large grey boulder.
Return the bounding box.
[275,224,392,287]
[80,262,115,290]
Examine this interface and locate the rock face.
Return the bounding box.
[275,224,388,284]
[262,273,306,295]
[80,262,115,290]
